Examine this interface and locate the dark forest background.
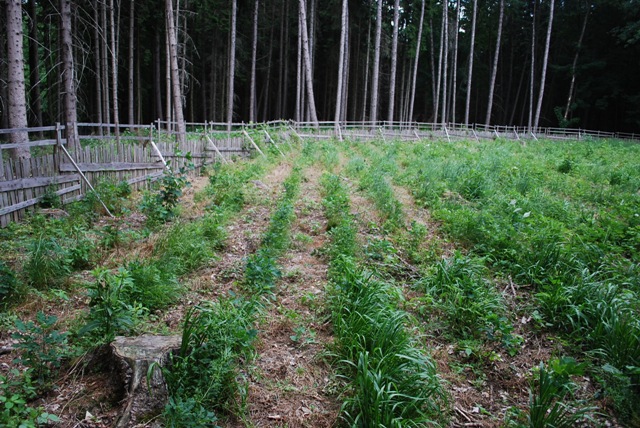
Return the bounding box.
[1,0,639,134]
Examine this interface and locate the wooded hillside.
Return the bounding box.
[1,0,639,135]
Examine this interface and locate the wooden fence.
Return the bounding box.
[0,122,252,227]
[2,119,638,227]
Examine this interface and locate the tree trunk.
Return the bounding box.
[27,0,43,131]
[408,0,425,124]
[298,0,319,126]
[387,0,400,123]
[93,3,103,127]
[440,1,449,125]
[370,0,382,125]
[128,0,135,125]
[109,0,120,139]
[430,18,437,119]
[227,0,237,131]
[434,14,443,124]
[250,0,259,123]
[334,0,348,134]
[528,1,536,132]
[361,18,371,122]
[564,5,589,122]
[101,1,110,126]
[485,0,504,125]
[341,16,350,122]
[262,15,274,121]
[464,0,477,125]
[534,0,554,129]
[166,0,186,143]
[60,0,78,152]
[295,10,302,122]
[154,31,163,121]
[451,0,460,123]
[6,0,30,159]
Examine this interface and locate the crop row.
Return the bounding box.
[319,165,447,426]
[371,137,640,424]
[0,146,283,425]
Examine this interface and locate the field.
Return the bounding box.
[1,136,639,427]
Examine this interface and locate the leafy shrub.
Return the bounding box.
[141,162,192,225]
[38,185,61,209]
[0,260,19,304]
[84,178,131,216]
[557,158,574,174]
[12,312,70,388]
[67,226,98,269]
[81,268,143,342]
[0,369,60,427]
[244,250,281,297]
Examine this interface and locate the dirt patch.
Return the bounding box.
[232,165,340,427]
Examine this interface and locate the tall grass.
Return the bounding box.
[392,138,640,422]
[321,172,447,426]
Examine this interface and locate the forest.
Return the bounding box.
[1,0,640,137]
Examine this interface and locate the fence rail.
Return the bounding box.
[0,122,255,226]
[1,120,638,226]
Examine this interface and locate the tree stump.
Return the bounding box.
[111,334,181,427]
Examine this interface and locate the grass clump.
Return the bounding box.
[321,169,446,426]
[507,357,596,427]
[24,235,72,289]
[158,301,257,426]
[418,253,521,354]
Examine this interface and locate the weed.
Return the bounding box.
[420,253,518,351]
[509,357,595,427]
[81,268,143,342]
[0,369,60,427]
[0,260,19,304]
[157,302,257,422]
[126,260,183,311]
[155,221,215,276]
[12,312,70,389]
[38,185,61,209]
[84,178,131,216]
[290,325,316,346]
[24,235,72,288]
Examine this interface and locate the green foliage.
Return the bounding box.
[155,220,215,276]
[0,369,60,428]
[244,250,281,297]
[419,253,521,353]
[81,268,142,342]
[321,172,446,426]
[84,178,132,216]
[509,358,595,427]
[24,234,72,288]
[158,302,257,422]
[126,260,183,311]
[0,260,19,304]
[12,312,70,388]
[141,161,192,225]
[67,226,98,269]
[163,397,219,428]
[557,158,574,174]
[38,186,61,209]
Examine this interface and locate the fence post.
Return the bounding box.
[242,129,266,158]
[59,143,114,218]
[443,125,451,143]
